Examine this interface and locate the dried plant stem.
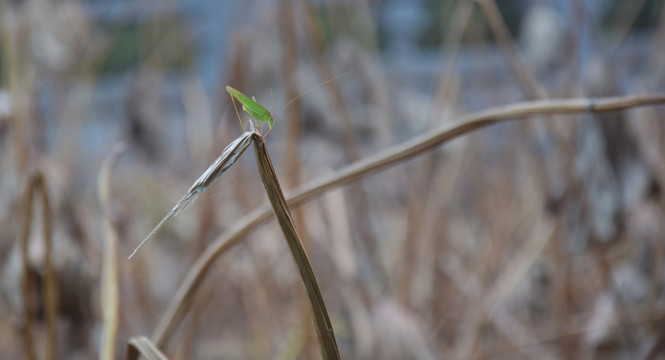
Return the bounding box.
[303,0,382,285]
[291,95,665,203]
[20,171,57,360]
[252,135,340,359]
[401,0,474,306]
[151,93,665,347]
[427,0,475,123]
[303,0,361,160]
[126,336,169,360]
[142,131,339,358]
[129,132,254,259]
[280,0,303,187]
[98,144,125,360]
[20,184,36,360]
[476,0,547,99]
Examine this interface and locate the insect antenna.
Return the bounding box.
[277,71,352,118]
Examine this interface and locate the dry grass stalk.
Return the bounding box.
[252,135,340,359]
[132,128,339,357]
[126,336,169,360]
[455,219,556,359]
[303,0,386,290]
[285,94,665,204]
[277,6,318,354]
[97,144,125,360]
[150,93,665,348]
[401,0,474,306]
[128,131,254,259]
[280,0,303,188]
[476,0,547,99]
[427,0,475,122]
[20,171,57,360]
[303,0,361,160]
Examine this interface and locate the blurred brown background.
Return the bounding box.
[1,0,665,359]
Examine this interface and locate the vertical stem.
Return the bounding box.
[20,172,58,360]
[280,0,302,188]
[303,1,384,287]
[20,176,37,360]
[38,174,57,360]
[252,135,340,360]
[98,146,124,360]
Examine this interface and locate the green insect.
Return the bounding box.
[226,72,350,135]
[128,74,351,259]
[226,86,274,134]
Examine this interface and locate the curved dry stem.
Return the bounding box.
[20,171,57,360]
[151,93,665,347]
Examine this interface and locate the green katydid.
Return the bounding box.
[226,86,274,133]
[226,71,350,135]
[129,73,350,259]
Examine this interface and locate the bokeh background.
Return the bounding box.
[2,0,665,359]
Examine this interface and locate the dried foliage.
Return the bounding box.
[2,1,665,359]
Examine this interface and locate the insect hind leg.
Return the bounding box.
[228,91,246,132]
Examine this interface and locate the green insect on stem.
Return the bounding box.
[226,86,274,132]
